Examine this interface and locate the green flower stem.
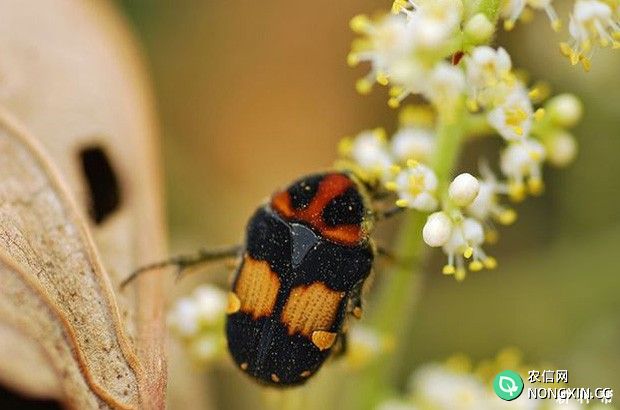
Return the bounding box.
[345,99,469,410]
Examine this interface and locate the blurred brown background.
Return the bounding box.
[117,1,619,408]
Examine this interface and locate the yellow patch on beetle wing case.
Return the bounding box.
[234,255,281,319]
[281,282,345,338]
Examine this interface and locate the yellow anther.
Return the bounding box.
[347,53,360,67]
[389,164,401,175]
[443,264,456,275]
[503,20,515,31]
[483,257,497,269]
[395,198,409,208]
[527,178,544,195]
[534,108,546,122]
[498,209,517,225]
[466,98,479,112]
[580,57,591,72]
[350,15,371,33]
[388,98,400,109]
[338,137,354,157]
[520,8,534,23]
[389,86,403,97]
[405,158,419,168]
[551,19,562,32]
[455,268,467,281]
[469,260,484,271]
[485,229,499,244]
[385,181,398,191]
[528,88,541,100]
[559,42,572,57]
[373,127,387,141]
[355,78,373,95]
[376,72,390,86]
[511,126,524,136]
[407,173,425,196]
[463,246,474,259]
[508,183,526,202]
[391,0,408,14]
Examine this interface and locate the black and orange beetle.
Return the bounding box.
[123,170,396,386]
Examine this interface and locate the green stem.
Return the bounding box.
[345,99,468,410]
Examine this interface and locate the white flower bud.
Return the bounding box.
[464,13,495,43]
[423,212,453,247]
[546,131,578,167]
[448,173,480,207]
[547,94,583,128]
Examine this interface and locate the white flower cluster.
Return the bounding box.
[344,1,583,280]
[561,0,620,70]
[377,350,598,410]
[168,284,228,363]
[499,0,620,70]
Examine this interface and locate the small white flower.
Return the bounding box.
[423,211,453,247]
[464,13,495,43]
[546,93,583,128]
[409,364,488,409]
[423,62,466,108]
[193,285,227,324]
[500,138,546,200]
[389,162,439,211]
[346,325,388,368]
[404,0,464,49]
[545,131,578,167]
[168,297,200,337]
[189,335,220,362]
[487,85,534,141]
[501,0,561,31]
[442,217,496,279]
[466,165,517,226]
[348,15,415,93]
[466,47,512,89]
[349,129,394,179]
[561,0,620,68]
[500,0,527,31]
[390,126,435,163]
[448,173,480,207]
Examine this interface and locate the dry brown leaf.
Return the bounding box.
[0,110,147,408]
[0,0,168,407]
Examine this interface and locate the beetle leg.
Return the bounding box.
[347,280,365,319]
[375,246,395,263]
[120,245,242,289]
[375,206,406,221]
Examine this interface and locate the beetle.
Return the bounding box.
[122,170,398,386]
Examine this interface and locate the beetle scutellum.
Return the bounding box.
[122,170,400,386]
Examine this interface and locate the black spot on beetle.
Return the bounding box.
[79,146,121,224]
[322,187,364,226]
[288,174,323,210]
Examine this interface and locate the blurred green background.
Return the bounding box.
[117,1,619,408]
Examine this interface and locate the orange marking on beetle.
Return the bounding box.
[271,173,363,245]
[311,330,337,351]
[234,255,281,319]
[281,282,345,338]
[226,292,241,314]
[300,370,312,378]
[271,374,280,383]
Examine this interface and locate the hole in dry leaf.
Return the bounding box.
[0,386,62,410]
[79,146,121,224]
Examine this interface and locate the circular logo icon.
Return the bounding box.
[493,370,524,401]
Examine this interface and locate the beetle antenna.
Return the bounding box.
[120,245,242,289]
